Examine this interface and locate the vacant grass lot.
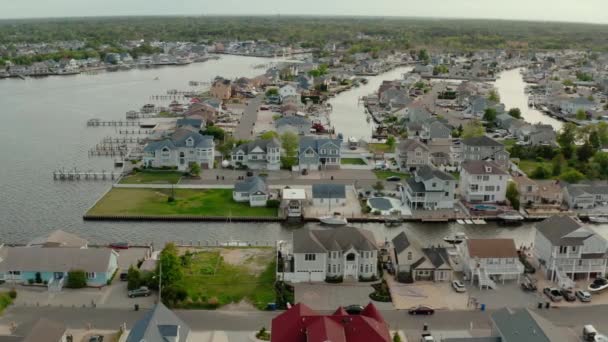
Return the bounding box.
[182,250,275,309]
[368,143,395,153]
[373,170,410,180]
[87,188,277,217]
[341,158,367,165]
[119,171,183,185]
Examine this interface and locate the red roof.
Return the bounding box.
[271,303,390,342]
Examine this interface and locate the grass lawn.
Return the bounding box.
[518,160,553,177]
[119,171,183,185]
[450,172,460,180]
[368,143,395,153]
[181,250,275,310]
[87,188,277,217]
[341,158,366,165]
[373,170,410,180]
[502,138,517,150]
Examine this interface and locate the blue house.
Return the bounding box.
[0,247,118,290]
[298,136,342,171]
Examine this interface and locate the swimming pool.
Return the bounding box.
[474,204,498,211]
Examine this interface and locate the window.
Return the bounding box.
[470,184,479,191]
[360,264,363,272]
[86,272,96,279]
[485,185,495,192]
[432,182,437,187]
[407,252,412,261]
[338,264,340,272]
[305,254,316,261]
[365,265,369,273]
[9,271,20,275]
[332,265,336,273]
[327,264,331,272]
[571,246,578,253]
[444,192,449,197]
[559,246,567,254]
[482,175,489,181]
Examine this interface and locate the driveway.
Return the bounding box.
[386,276,468,310]
[294,282,394,311]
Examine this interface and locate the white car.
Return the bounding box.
[452,280,466,293]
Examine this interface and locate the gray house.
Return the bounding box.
[396,139,431,171]
[312,183,347,207]
[126,303,191,342]
[461,136,510,169]
[231,138,281,170]
[392,232,453,282]
[143,129,215,171]
[275,116,311,135]
[563,182,608,209]
[402,165,456,210]
[298,137,341,170]
[517,124,556,146]
[233,176,269,207]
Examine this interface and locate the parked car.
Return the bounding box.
[408,305,435,315]
[560,288,576,302]
[89,336,104,342]
[128,286,151,298]
[386,176,401,182]
[576,290,592,302]
[344,304,364,315]
[520,275,537,292]
[543,287,563,302]
[451,280,466,293]
[109,242,129,250]
[119,272,128,281]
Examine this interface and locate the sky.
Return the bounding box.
[2,0,607,24]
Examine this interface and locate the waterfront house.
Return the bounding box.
[275,116,311,135]
[23,318,67,342]
[516,123,556,146]
[27,229,88,248]
[279,84,298,100]
[460,238,524,289]
[0,246,118,290]
[402,165,456,210]
[534,216,608,288]
[277,227,378,283]
[312,184,346,207]
[420,120,452,144]
[461,136,510,169]
[126,303,191,342]
[281,187,306,218]
[211,77,232,100]
[298,136,341,171]
[396,139,431,171]
[232,176,269,207]
[176,118,204,131]
[184,100,221,123]
[563,182,608,209]
[143,129,215,171]
[271,303,390,342]
[511,175,563,207]
[392,232,453,282]
[460,161,509,203]
[560,97,595,115]
[230,138,281,170]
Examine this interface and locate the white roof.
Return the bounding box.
[282,188,306,200]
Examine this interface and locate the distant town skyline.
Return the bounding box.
[2,0,608,24]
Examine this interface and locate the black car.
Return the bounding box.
[119,272,128,281]
[560,289,576,302]
[408,305,434,315]
[386,176,401,182]
[344,304,364,315]
[89,336,104,342]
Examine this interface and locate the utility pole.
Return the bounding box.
[158,257,162,302]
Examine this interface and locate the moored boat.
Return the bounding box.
[319,213,348,226]
[443,232,467,245]
[498,211,524,222]
[589,216,608,224]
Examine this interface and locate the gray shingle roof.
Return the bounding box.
[421,247,451,269]
[462,136,503,147]
[0,247,115,273]
[233,138,280,154]
[28,229,88,248]
[126,303,190,342]
[535,216,589,246]
[397,139,429,153]
[299,137,341,157]
[392,232,410,254]
[491,308,565,342]
[461,161,507,175]
[405,177,426,193]
[176,118,203,129]
[234,176,267,194]
[275,116,311,128]
[426,121,452,139]
[144,129,213,152]
[293,227,377,253]
[416,165,454,181]
[312,184,346,199]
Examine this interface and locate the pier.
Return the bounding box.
[102,136,145,144]
[53,169,121,181]
[87,119,141,127]
[118,129,153,135]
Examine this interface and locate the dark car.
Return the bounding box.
[386,176,401,182]
[520,275,537,292]
[560,288,576,302]
[109,242,129,250]
[128,286,151,298]
[408,305,435,315]
[89,336,104,342]
[543,287,563,302]
[344,304,364,315]
[119,272,128,281]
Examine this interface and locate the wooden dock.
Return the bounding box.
[53,169,121,181]
[87,119,141,127]
[118,129,152,135]
[102,136,145,144]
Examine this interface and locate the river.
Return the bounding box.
[0,57,593,247]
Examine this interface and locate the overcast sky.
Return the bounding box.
[2,0,607,24]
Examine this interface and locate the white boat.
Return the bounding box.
[319,213,348,226]
[464,219,474,225]
[589,216,608,224]
[497,211,525,222]
[456,219,466,225]
[220,240,250,247]
[443,232,467,245]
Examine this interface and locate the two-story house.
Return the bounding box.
[279,84,298,101]
[298,137,341,171]
[392,232,453,282]
[460,161,509,203]
[276,227,378,283]
[402,165,456,210]
[420,120,452,145]
[461,136,510,169]
[231,138,281,170]
[211,77,232,100]
[396,139,431,171]
[460,238,524,289]
[143,129,215,171]
[534,216,608,288]
[517,124,557,146]
[563,182,608,209]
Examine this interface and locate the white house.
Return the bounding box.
[281,188,306,218]
[534,216,608,288]
[460,238,524,289]
[563,182,608,209]
[279,84,298,100]
[311,184,346,207]
[143,129,215,171]
[277,227,378,283]
[460,161,509,203]
[232,176,269,207]
[402,165,456,210]
[230,138,281,170]
[392,232,452,282]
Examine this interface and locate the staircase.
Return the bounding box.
[555,267,575,289]
[476,268,496,289]
[47,277,65,293]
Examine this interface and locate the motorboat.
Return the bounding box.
[384,217,403,227]
[220,240,250,247]
[497,211,525,222]
[588,278,608,293]
[589,216,608,224]
[443,232,467,245]
[319,213,348,226]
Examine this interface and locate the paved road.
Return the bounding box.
[234,95,263,140]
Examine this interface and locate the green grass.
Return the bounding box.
[502,138,517,150]
[120,171,183,185]
[341,158,366,165]
[87,188,278,217]
[0,293,14,314]
[518,160,553,177]
[373,170,410,180]
[181,250,276,309]
[369,143,395,153]
[450,172,460,180]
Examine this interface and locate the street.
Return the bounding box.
[233,95,263,140]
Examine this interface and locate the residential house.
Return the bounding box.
[420,120,452,145]
[232,176,269,207]
[396,139,431,171]
[534,216,608,287]
[512,176,563,207]
[22,319,67,342]
[517,124,556,146]
[210,77,232,100]
[460,161,509,203]
[276,227,378,283]
[485,308,575,342]
[279,84,298,100]
[312,184,346,207]
[460,238,524,289]
[27,229,88,248]
[230,138,281,170]
[176,118,204,131]
[184,99,222,123]
[406,107,433,124]
[143,129,215,171]
[281,188,306,218]
[126,303,191,342]
[560,97,595,115]
[563,182,608,209]
[271,303,390,342]
[298,137,341,170]
[392,232,453,282]
[402,165,456,210]
[461,136,510,169]
[0,246,119,290]
[496,113,515,129]
[463,96,504,118]
[275,116,311,135]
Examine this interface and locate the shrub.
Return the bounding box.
[127,266,141,291]
[373,210,381,216]
[66,270,87,289]
[167,196,175,203]
[35,272,42,284]
[393,332,403,342]
[8,289,17,299]
[266,199,280,208]
[358,275,378,282]
[325,275,343,283]
[27,279,34,285]
[256,327,271,341]
[369,280,392,302]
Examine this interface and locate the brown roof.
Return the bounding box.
[467,239,518,258]
[461,161,507,175]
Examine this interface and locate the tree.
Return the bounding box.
[189,162,201,177]
[575,109,587,121]
[265,88,278,97]
[531,166,549,179]
[162,284,188,305]
[562,79,574,87]
[201,125,225,141]
[559,170,585,183]
[386,136,396,150]
[506,182,520,210]
[417,49,429,63]
[508,108,521,119]
[127,265,141,291]
[157,243,183,290]
[462,120,485,139]
[260,131,279,140]
[589,130,601,150]
[433,65,449,75]
[557,123,577,158]
[373,181,384,192]
[593,152,608,178]
[577,142,594,162]
[66,270,87,289]
[552,154,564,177]
[488,90,500,103]
[483,108,497,123]
[280,132,299,169]
[393,332,403,342]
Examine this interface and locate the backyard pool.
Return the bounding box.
[367,197,409,215]
[473,204,498,211]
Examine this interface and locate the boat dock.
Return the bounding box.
[53,169,122,181]
[118,129,153,135]
[102,136,145,144]
[87,119,141,127]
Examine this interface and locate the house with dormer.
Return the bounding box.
[126,303,191,342]
[402,165,456,210]
[143,129,215,171]
[392,231,453,282]
[298,137,341,171]
[233,176,269,207]
[460,161,509,203]
[230,138,281,170]
[396,139,431,171]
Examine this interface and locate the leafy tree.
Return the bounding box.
[127,265,141,291]
[576,71,593,82]
[552,154,564,177]
[157,243,183,290]
[483,108,497,123]
[201,125,225,141]
[433,65,449,75]
[417,49,429,63]
[557,123,577,159]
[559,170,585,183]
[280,132,299,169]
[373,181,384,192]
[386,136,396,150]
[260,131,279,140]
[462,120,485,139]
[162,284,188,305]
[531,166,550,179]
[577,142,595,162]
[189,162,201,177]
[562,79,574,87]
[66,270,87,289]
[575,109,587,121]
[593,152,608,178]
[508,108,521,119]
[506,182,520,210]
[589,130,602,150]
[488,90,500,103]
[265,88,279,97]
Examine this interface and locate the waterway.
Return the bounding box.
[0,57,600,247]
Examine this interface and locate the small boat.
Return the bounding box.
[497,211,524,222]
[456,219,466,225]
[464,219,474,225]
[589,216,608,224]
[319,213,348,226]
[443,233,467,245]
[220,240,250,247]
[384,217,402,227]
